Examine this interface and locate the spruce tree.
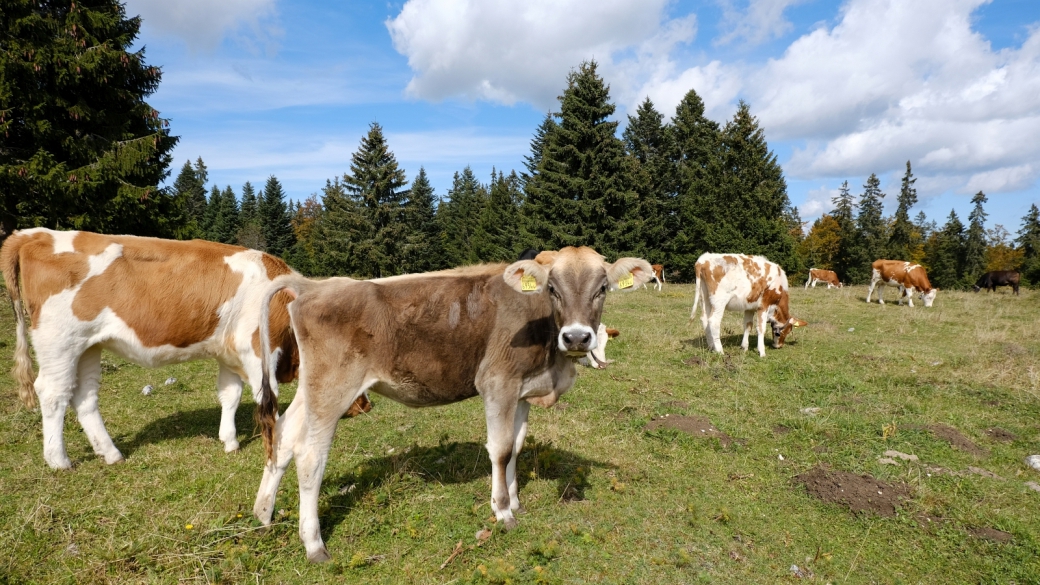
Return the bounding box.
[670,89,722,280]
[209,186,240,244]
[623,97,673,262]
[886,161,918,260]
[1017,204,1040,285]
[340,123,409,277]
[475,170,523,262]
[236,181,264,249]
[313,178,362,276]
[830,181,858,281]
[521,114,555,191]
[438,168,488,266]
[172,160,207,237]
[0,0,180,239]
[401,167,443,272]
[926,210,965,289]
[523,61,640,259]
[284,196,322,275]
[962,191,988,284]
[849,173,887,283]
[202,185,220,241]
[258,175,295,257]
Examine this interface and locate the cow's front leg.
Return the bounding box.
[484,394,519,529]
[216,363,243,452]
[508,401,531,514]
[905,287,915,307]
[741,310,754,351]
[755,311,768,357]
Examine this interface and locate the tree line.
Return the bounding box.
[3,1,1038,288]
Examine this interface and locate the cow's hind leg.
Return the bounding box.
[71,346,123,464]
[34,347,82,470]
[507,400,531,514]
[294,404,342,563]
[707,305,725,354]
[216,363,243,452]
[254,396,303,525]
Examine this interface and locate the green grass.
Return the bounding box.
[2,282,1040,584]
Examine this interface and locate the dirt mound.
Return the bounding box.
[683,355,705,367]
[794,466,911,517]
[970,527,1012,543]
[983,427,1016,442]
[646,415,732,447]
[928,424,989,457]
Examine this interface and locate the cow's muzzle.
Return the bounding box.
[559,324,597,354]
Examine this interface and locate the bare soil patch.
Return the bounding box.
[983,427,1016,442]
[794,466,911,517]
[662,400,690,410]
[683,355,705,367]
[969,527,1012,543]
[928,424,989,457]
[646,415,732,447]
[773,424,791,435]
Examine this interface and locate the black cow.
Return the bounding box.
[973,271,1020,295]
[517,248,539,261]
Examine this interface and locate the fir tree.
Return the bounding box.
[886,161,917,260]
[670,89,722,280]
[239,181,258,226]
[172,160,207,237]
[236,181,264,250]
[524,61,640,259]
[849,173,887,283]
[313,179,362,276]
[521,114,555,190]
[1,0,180,238]
[1016,203,1040,285]
[258,175,295,257]
[284,196,322,275]
[202,185,220,240]
[401,167,443,272]
[962,191,988,285]
[439,167,488,266]
[926,210,965,289]
[475,170,524,262]
[209,186,240,245]
[829,181,859,282]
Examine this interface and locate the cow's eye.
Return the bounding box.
[547,283,557,297]
[598,284,607,296]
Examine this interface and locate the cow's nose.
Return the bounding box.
[562,331,592,347]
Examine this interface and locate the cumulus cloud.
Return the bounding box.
[123,0,280,51]
[800,185,839,217]
[715,0,807,47]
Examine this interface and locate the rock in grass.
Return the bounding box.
[1026,455,1040,472]
[164,377,177,385]
[141,385,153,396]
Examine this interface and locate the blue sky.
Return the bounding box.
[125,0,1040,235]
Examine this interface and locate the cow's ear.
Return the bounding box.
[503,260,549,293]
[605,258,654,292]
[791,318,808,328]
[533,250,558,265]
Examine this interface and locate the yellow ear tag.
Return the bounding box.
[618,272,634,289]
[521,275,538,292]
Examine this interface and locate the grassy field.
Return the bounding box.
[1,281,1039,584]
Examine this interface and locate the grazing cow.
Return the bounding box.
[973,271,1020,295]
[690,253,806,357]
[866,260,937,307]
[804,268,842,289]
[252,247,653,562]
[643,264,665,291]
[578,324,620,369]
[0,228,370,470]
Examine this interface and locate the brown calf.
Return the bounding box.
[804,268,842,289]
[252,247,653,562]
[866,260,937,307]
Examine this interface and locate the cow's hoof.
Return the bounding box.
[104,452,125,465]
[306,545,331,563]
[224,440,240,453]
[501,516,518,531]
[45,455,73,470]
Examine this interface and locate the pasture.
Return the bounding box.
[1,282,1039,583]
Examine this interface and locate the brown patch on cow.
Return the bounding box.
[71,231,114,256]
[9,231,91,327]
[645,415,732,447]
[794,466,911,517]
[969,527,1012,543]
[745,275,767,304]
[71,238,246,348]
[983,427,1016,443]
[928,424,988,458]
[533,250,558,265]
[250,254,299,382]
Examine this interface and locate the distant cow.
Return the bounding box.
[804,268,842,289]
[643,264,665,291]
[252,247,653,562]
[866,260,937,307]
[0,228,369,470]
[690,253,807,357]
[517,248,539,261]
[973,271,1020,295]
[578,324,620,369]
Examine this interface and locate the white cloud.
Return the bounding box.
[800,185,838,217]
[386,0,672,109]
[715,0,807,47]
[124,0,280,52]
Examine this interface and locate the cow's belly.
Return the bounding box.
[368,378,479,408]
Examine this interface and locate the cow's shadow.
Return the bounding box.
[118,405,259,458]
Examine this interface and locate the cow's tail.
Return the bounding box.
[1,235,37,409]
[255,273,312,463]
[690,271,702,321]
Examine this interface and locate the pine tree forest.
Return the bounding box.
[4,21,1039,289]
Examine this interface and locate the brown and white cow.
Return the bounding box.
[252,247,653,562]
[804,268,842,289]
[690,253,806,357]
[578,324,620,369]
[0,228,368,470]
[642,264,665,291]
[866,260,937,307]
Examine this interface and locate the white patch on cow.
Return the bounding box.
[558,322,597,354]
[467,287,482,320]
[224,249,266,279]
[50,230,78,253]
[448,301,461,329]
[86,244,123,278]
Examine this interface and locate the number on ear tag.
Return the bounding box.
[521,275,538,291]
[618,272,634,289]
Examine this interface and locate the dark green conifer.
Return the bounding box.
[402,167,443,272]
[1017,204,1040,285]
[849,173,887,283]
[438,168,488,266]
[925,210,965,289]
[831,181,859,281]
[886,161,918,260]
[962,191,988,284]
[258,175,295,257]
[172,160,207,237]
[623,97,672,262]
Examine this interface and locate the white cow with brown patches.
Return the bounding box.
[690,253,807,357]
[252,246,653,562]
[1,228,369,470]
[866,260,937,307]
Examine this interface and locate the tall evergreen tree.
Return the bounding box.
[1,0,180,239]
[401,167,444,272]
[439,167,488,266]
[830,180,858,281]
[236,181,264,249]
[339,123,409,277]
[962,191,988,284]
[258,175,295,257]
[524,61,640,259]
[925,210,965,289]
[239,181,258,226]
[284,195,322,275]
[172,160,207,237]
[886,161,918,260]
[1017,204,1040,285]
[209,186,240,244]
[849,173,887,283]
[475,170,524,262]
[670,89,722,280]
[521,114,555,191]
[623,97,672,262]
[313,178,362,276]
[202,185,220,240]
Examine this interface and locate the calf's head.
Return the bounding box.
[921,288,938,307]
[503,246,652,356]
[765,289,808,349]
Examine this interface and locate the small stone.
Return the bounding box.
[878,457,898,465]
[778,454,785,461]
[164,377,177,385]
[1026,482,1040,493]
[141,385,153,396]
[800,407,821,415]
[1025,455,1040,472]
[847,328,855,332]
[884,450,919,462]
